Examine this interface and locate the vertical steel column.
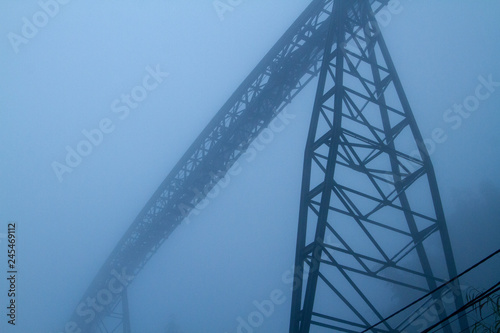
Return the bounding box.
[362,3,468,332]
[122,288,131,333]
[290,1,348,332]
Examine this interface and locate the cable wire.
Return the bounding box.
[458,311,498,333]
[421,282,500,333]
[361,248,500,332]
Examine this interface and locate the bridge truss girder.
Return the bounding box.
[65,1,467,332]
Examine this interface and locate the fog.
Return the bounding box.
[1,1,499,332]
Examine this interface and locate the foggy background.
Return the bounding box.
[0,0,499,332]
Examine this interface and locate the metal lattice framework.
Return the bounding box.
[289,1,468,332]
[66,1,468,332]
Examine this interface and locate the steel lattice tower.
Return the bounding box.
[66,1,469,332]
[289,1,468,332]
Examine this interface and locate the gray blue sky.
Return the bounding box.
[1,1,499,332]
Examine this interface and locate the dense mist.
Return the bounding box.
[1,1,499,332]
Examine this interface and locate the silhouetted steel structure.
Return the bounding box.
[289,1,469,332]
[67,1,469,332]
